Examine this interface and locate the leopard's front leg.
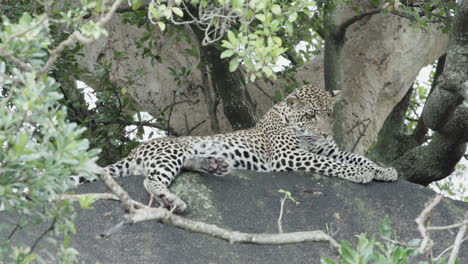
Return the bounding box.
[273,150,374,183]
[141,152,187,212]
[324,148,398,181]
[309,139,398,182]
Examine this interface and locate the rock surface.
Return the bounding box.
[3,171,468,263]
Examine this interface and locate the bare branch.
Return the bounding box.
[0,72,23,84]
[415,194,443,255]
[7,224,20,240]
[96,169,135,213]
[428,220,468,231]
[28,217,56,254]
[347,117,371,153]
[122,207,341,253]
[0,16,47,55]
[435,236,468,262]
[381,236,419,248]
[58,193,147,209]
[37,0,125,76]
[1,51,33,72]
[448,212,468,264]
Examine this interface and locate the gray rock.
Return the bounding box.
[3,171,468,263]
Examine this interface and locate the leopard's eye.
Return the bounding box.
[305,113,316,119]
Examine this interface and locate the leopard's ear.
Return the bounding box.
[285,95,304,110]
[330,90,341,97]
[328,90,341,104]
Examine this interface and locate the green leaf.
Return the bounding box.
[341,240,357,264]
[185,47,199,57]
[272,36,282,46]
[232,0,244,9]
[255,14,266,22]
[244,57,254,69]
[274,90,283,101]
[229,57,240,72]
[320,258,338,264]
[164,9,172,19]
[221,40,235,49]
[132,0,143,10]
[21,253,37,264]
[79,196,96,209]
[157,22,166,31]
[227,30,237,43]
[271,4,281,15]
[270,19,280,31]
[380,216,392,239]
[220,49,235,59]
[172,7,184,17]
[63,235,71,248]
[288,12,298,22]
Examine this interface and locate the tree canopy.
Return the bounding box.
[0,0,467,262]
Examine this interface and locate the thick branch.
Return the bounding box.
[334,8,381,42]
[125,207,340,252]
[96,169,135,213]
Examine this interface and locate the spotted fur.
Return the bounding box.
[79,84,397,212]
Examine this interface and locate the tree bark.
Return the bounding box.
[392,0,468,185]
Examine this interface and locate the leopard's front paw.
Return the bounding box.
[374,167,398,182]
[157,192,187,213]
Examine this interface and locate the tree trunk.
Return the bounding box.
[72,2,447,143]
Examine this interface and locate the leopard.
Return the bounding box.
[76,84,398,212]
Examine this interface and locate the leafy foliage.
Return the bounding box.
[320,217,453,264]
[0,1,123,262]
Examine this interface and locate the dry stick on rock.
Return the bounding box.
[118,207,341,253]
[415,194,468,264]
[277,195,288,233]
[78,170,340,253]
[415,194,443,257]
[448,212,468,264]
[436,236,468,262]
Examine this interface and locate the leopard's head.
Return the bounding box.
[282,85,340,140]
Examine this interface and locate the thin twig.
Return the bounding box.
[0,16,47,54]
[428,220,468,231]
[448,212,468,264]
[277,196,287,233]
[0,72,23,84]
[7,224,20,240]
[37,0,125,76]
[435,236,468,262]
[29,217,56,254]
[57,193,147,209]
[415,194,444,255]
[381,236,419,248]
